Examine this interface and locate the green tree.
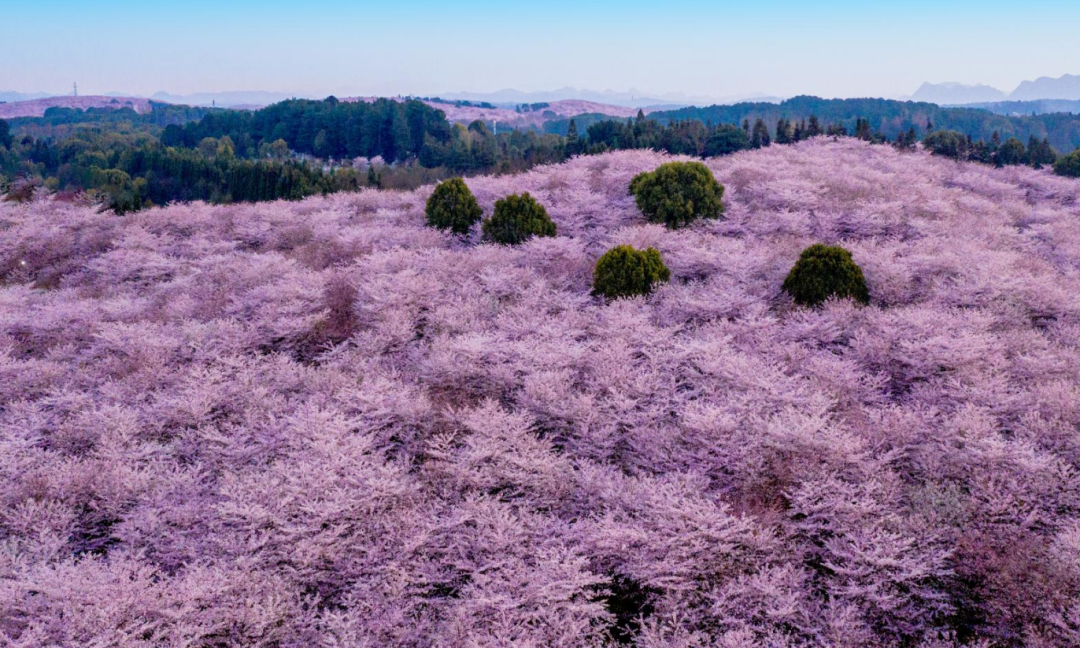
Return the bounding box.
[425,177,483,235]
[390,107,413,161]
[904,127,917,150]
[1054,150,1080,177]
[593,245,671,299]
[855,118,872,141]
[826,123,848,137]
[216,135,236,161]
[313,130,332,159]
[0,118,12,149]
[198,137,219,158]
[261,138,291,160]
[782,244,870,307]
[703,125,749,157]
[996,137,1026,166]
[793,120,805,142]
[775,118,793,145]
[565,119,581,156]
[923,130,967,160]
[750,118,771,148]
[1026,137,1057,169]
[482,192,557,244]
[628,161,725,229]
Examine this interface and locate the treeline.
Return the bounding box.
[517,102,551,113]
[921,129,1080,176]
[10,101,217,129]
[161,98,451,162]
[0,125,353,213]
[8,102,221,141]
[158,97,566,173]
[570,111,845,157]
[5,94,1080,214]
[423,97,496,109]
[0,99,569,212]
[649,96,1080,154]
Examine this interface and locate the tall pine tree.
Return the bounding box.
[565,119,581,157]
[750,118,771,148]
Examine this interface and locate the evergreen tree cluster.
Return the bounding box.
[1054,150,1080,177]
[161,98,453,164]
[592,245,671,299]
[782,244,870,307]
[1,127,347,213]
[649,95,1080,153]
[424,179,557,245]
[0,118,14,150]
[923,129,1059,169]
[482,192,557,244]
[425,177,483,235]
[629,161,725,228]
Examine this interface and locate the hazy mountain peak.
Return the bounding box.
[910,81,1007,105]
[0,90,54,103]
[1010,73,1080,101]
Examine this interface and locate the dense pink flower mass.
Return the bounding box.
[3,139,1080,647]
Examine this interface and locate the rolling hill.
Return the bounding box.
[346,96,654,127]
[0,95,153,119]
[2,139,1080,646]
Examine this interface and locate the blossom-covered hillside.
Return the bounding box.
[419,99,648,127]
[347,96,650,127]
[0,95,153,119]
[3,139,1080,647]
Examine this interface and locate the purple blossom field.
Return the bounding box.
[4,138,1080,647]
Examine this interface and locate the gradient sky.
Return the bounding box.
[3,0,1079,100]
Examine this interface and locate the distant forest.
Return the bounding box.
[3,95,1079,213]
[645,96,1080,153]
[962,99,1080,117]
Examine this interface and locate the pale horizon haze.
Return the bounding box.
[2,0,1079,100]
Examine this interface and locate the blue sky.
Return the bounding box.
[2,0,1079,99]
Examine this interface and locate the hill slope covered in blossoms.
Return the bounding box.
[3,139,1080,647]
[346,96,651,127]
[0,95,153,119]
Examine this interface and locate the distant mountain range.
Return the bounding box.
[1011,74,1080,101]
[6,73,1080,114]
[0,88,784,111]
[0,89,307,109]
[911,73,1080,105]
[0,90,54,103]
[433,87,783,108]
[909,82,1006,105]
[150,90,309,108]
